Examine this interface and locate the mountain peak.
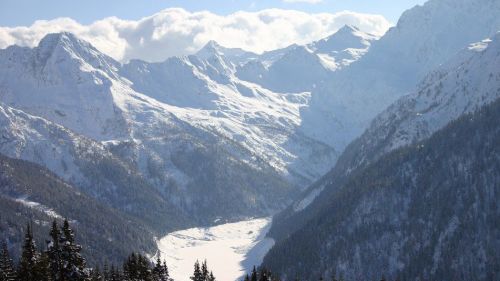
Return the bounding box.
[34,32,119,75]
[196,40,224,58]
[337,24,360,34]
[309,25,376,54]
[196,40,258,65]
[38,32,91,54]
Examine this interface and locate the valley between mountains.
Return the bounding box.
[0,0,499,280]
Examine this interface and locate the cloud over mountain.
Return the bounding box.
[0,8,391,62]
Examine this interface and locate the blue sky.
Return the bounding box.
[1,0,427,26]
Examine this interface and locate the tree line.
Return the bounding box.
[0,219,392,281]
[0,219,216,281]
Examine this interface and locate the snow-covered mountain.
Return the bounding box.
[269,30,500,244]
[0,25,388,226]
[267,24,500,279]
[343,33,500,172]
[0,22,383,203]
[0,32,303,223]
[265,96,500,281]
[0,33,128,141]
[299,0,500,155]
[264,32,500,281]
[235,25,378,93]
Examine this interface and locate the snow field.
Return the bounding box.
[156,217,274,281]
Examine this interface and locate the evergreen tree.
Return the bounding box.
[102,262,110,281]
[47,220,63,281]
[89,266,103,281]
[208,271,216,281]
[60,219,88,280]
[17,223,39,281]
[258,268,270,281]
[0,241,16,281]
[152,256,170,281]
[243,274,250,281]
[250,266,257,281]
[190,260,203,281]
[201,260,209,281]
[123,252,153,281]
[33,251,52,281]
[109,265,122,281]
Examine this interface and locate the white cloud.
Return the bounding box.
[0,8,392,62]
[283,0,323,3]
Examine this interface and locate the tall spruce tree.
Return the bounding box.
[17,223,39,281]
[48,220,63,281]
[0,241,16,281]
[60,219,88,280]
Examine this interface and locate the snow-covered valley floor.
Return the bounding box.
[156,217,274,281]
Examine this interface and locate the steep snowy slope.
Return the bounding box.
[264,97,500,281]
[339,33,500,173]
[269,32,500,244]
[299,0,500,155]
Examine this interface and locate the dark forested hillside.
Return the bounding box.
[0,154,163,265]
[263,98,500,280]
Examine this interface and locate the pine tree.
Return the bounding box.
[17,223,39,281]
[152,256,170,281]
[190,260,203,281]
[109,265,122,281]
[33,251,52,281]
[47,220,63,281]
[243,274,250,281]
[89,266,103,281]
[258,268,268,281]
[123,252,153,281]
[201,260,209,281]
[208,271,216,281]
[0,241,16,281]
[250,266,257,281]
[60,219,88,280]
